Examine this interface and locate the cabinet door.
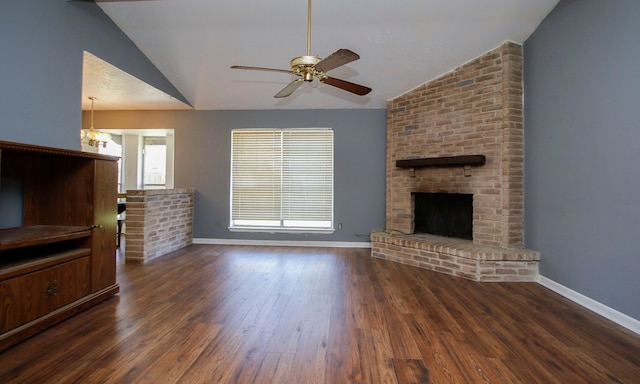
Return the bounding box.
[0,270,50,333]
[50,257,91,310]
[91,159,118,292]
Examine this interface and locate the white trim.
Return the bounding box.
[193,238,371,249]
[538,275,640,335]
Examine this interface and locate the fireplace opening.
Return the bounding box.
[413,192,473,240]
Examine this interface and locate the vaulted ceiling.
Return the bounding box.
[84,0,559,110]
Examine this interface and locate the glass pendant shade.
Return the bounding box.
[81,97,111,148]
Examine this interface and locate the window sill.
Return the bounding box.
[228,226,335,235]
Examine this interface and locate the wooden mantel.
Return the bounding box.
[395,155,486,168]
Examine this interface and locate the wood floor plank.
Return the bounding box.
[404,314,468,383]
[356,328,398,384]
[175,305,257,383]
[439,330,523,383]
[265,352,297,384]
[135,322,223,383]
[326,292,365,383]
[392,358,430,383]
[265,293,309,354]
[381,307,423,359]
[288,294,331,384]
[0,244,639,383]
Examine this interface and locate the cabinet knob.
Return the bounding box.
[45,282,52,299]
[52,280,59,296]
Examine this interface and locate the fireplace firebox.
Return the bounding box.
[413,192,473,240]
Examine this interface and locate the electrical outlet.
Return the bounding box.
[338,223,343,229]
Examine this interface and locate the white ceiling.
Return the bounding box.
[86,0,559,111]
[82,51,192,110]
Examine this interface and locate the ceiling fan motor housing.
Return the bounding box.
[290,55,322,81]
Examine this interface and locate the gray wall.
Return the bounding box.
[0,0,187,150]
[95,109,387,243]
[0,0,386,244]
[524,0,640,319]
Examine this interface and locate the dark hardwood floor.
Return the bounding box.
[1,243,639,383]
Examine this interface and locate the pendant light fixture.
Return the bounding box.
[81,96,111,148]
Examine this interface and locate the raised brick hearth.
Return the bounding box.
[372,42,540,282]
[371,232,539,282]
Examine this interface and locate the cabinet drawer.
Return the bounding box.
[0,257,90,333]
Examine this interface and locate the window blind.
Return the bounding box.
[230,128,333,230]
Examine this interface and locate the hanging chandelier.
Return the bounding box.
[81,96,111,148]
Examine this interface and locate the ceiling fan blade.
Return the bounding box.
[275,79,304,98]
[320,76,371,96]
[230,65,293,74]
[314,49,360,73]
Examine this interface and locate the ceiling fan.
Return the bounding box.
[231,0,372,98]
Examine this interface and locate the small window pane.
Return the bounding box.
[143,137,166,189]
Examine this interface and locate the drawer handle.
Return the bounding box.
[45,282,52,299]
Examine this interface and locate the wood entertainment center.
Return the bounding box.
[0,140,120,352]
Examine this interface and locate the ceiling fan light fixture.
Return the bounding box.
[290,56,321,81]
[290,55,322,69]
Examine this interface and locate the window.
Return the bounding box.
[230,128,334,232]
[86,129,174,191]
[142,136,167,189]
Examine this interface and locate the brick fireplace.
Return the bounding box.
[371,42,539,282]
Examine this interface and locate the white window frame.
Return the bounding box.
[141,136,167,190]
[229,128,334,234]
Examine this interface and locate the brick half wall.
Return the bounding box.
[125,188,194,262]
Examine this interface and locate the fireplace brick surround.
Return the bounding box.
[371,42,539,282]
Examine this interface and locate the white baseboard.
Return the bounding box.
[538,275,640,335]
[193,238,372,249]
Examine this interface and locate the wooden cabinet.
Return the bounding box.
[0,141,120,351]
